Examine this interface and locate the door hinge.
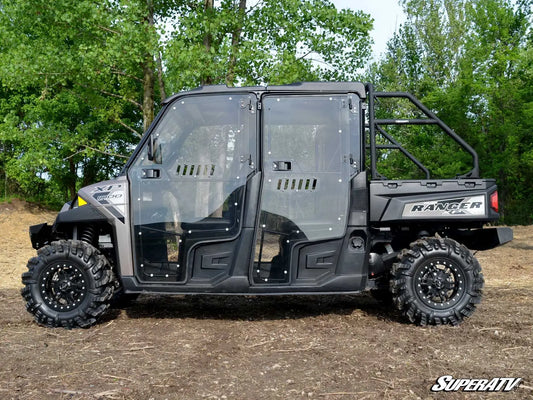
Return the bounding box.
[240,154,255,169]
[349,95,358,114]
[241,97,257,114]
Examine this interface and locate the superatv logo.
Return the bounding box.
[431,375,522,392]
[403,195,485,217]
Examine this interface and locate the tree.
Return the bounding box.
[0,0,171,201]
[0,0,373,206]
[164,0,373,91]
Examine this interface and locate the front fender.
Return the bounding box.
[29,223,54,250]
[29,204,108,250]
[54,203,108,226]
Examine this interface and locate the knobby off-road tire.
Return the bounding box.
[21,240,115,328]
[390,237,484,326]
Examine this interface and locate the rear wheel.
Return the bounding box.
[21,240,115,328]
[390,237,483,326]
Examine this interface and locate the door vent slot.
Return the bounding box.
[176,164,215,177]
[276,178,317,191]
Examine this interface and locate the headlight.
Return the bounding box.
[70,195,88,209]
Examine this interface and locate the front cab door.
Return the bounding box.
[128,93,256,284]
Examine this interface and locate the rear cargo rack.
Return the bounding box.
[365,83,479,180]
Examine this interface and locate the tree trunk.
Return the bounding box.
[156,50,167,102]
[143,61,155,132]
[226,0,247,86]
[143,0,155,132]
[68,159,77,199]
[81,158,97,188]
[202,0,214,85]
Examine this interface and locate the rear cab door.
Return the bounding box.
[252,90,364,289]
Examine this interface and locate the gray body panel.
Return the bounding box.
[78,176,134,276]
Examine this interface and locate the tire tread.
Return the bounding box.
[21,240,115,329]
[390,237,484,326]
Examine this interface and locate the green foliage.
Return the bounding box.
[368,0,533,224]
[0,0,165,200]
[164,0,373,90]
[0,0,372,206]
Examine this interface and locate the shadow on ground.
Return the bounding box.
[120,293,405,323]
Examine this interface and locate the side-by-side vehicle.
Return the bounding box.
[22,82,512,328]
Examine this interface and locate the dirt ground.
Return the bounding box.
[0,199,532,399]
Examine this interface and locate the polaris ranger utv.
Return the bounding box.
[22,82,513,328]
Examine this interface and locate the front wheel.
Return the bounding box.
[390,237,484,326]
[21,240,115,328]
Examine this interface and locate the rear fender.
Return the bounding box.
[447,227,513,251]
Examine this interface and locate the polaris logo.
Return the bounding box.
[403,195,485,217]
[431,375,522,392]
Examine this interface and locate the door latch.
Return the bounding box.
[273,161,292,171]
[142,169,161,179]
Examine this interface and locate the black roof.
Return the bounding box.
[162,82,367,105]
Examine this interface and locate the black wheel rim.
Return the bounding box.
[39,262,88,312]
[414,259,466,308]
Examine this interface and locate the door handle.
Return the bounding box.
[273,161,292,171]
[142,169,161,179]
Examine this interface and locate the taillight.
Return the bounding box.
[490,191,499,213]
